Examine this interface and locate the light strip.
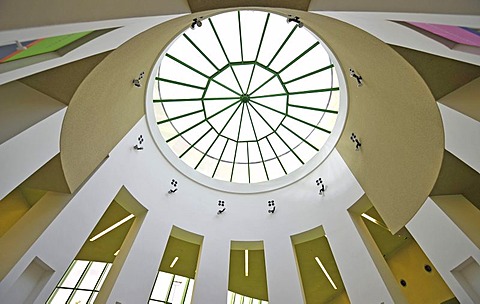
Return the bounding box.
[114,250,120,256]
[361,213,389,230]
[245,250,249,277]
[89,214,134,242]
[315,257,337,289]
[170,256,179,268]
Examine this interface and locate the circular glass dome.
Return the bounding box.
[151,10,342,184]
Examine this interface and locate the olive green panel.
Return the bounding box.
[18,187,47,206]
[22,154,71,193]
[294,236,348,304]
[385,238,455,303]
[272,10,444,233]
[430,150,480,210]
[229,249,268,301]
[0,0,191,31]
[363,205,454,303]
[159,236,201,279]
[188,0,310,12]
[390,45,480,100]
[0,188,30,237]
[439,77,480,122]
[20,52,111,105]
[362,207,410,259]
[76,200,133,263]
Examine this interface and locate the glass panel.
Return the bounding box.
[59,260,89,288]
[96,263,111,290]
[167,275,189,304]
[183,279,195,304]
[88,291,98,304]
[78,262,107,290]
[47,288,72,304]
[153,10,340,184]
[150,271,173,301]
[69,289,92,304]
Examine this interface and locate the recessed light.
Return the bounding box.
[245,250,249,277]
[89,214,134,242]
[170,256,179,268]
[315,257,337,289]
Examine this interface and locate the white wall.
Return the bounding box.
[0,116,413,303]
[407,196,480,303]
[438,103,480,174]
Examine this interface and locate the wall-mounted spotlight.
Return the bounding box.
[168,179,178,194]
[191,17,203,29]
[350,133,362,151]
[286,15,304,28]
[133,135,144,150]
[267,200,276,214]
[349,68,363,87]
[132,71,145,88]
[217,200,226,215]
[316,178,326,195]
[15,40,27,51]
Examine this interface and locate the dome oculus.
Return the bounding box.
[152,10,340,184]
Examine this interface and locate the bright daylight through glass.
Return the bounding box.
[153,10,340,183]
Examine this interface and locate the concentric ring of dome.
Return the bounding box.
[152,10,341,184]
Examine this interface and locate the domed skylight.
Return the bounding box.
[152,10,340,184]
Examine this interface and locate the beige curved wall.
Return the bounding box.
[59,9,443,231]
[282,10,444,232]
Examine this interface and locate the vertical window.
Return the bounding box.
[149,271,195,304]
[47,260,112,304]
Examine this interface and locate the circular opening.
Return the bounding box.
[400,279,407,287]
[147,10,347,193]
[424,264,432,272]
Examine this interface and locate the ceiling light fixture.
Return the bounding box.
[315,257,337,289]
[89,214,135,242]
[114,249,120,256]
[245,250,249,277]
[361,213,389,230]
[170,256,179,268]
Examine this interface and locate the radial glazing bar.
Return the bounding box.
[208,18,245,94]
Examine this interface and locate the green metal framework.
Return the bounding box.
[153,10,340,183]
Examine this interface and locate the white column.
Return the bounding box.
[0,108,66,200]
[438,103,480,174]
[264,236,304,303]
[407,196,480,303]
[0,156,121,303]
[97,209,172,304]
[324,211,407,303]
[191,236,230,304]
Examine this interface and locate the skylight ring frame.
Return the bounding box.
[147,9,347,192]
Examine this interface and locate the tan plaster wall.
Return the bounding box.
[391,46,480,101]
[431,150,480,210]
[22,154,71,193]
[59,12,215,192]
[0,0,191,31]
[432,194,480,249]
[277,11,444,233]
[439,77,480,122]
[20,52,111,106]
[0,81,65,144]
[60,8,443,230]
[308,0,480,15]
[187,0,310,12]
